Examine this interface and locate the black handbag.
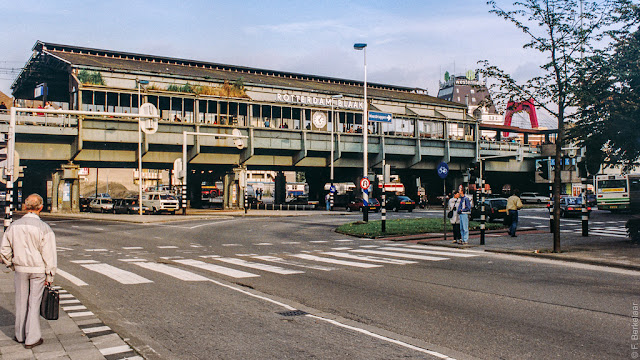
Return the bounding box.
[447,209,454,218]
[40,285,59,320]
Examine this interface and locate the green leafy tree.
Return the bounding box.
[480,0,628,252]
[570,5,640,171]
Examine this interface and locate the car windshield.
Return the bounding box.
[398,196,412,201]
[160,194,176,200]
[566,197,582,205]
[492,200,507,207]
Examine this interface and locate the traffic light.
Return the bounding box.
[537,159,549,180]
[469,162,480,182]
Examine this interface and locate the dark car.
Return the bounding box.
[346,198,380,212]
[586,193,597,207]
[80,197,92,212]
[112,198,129,214]
[559,196,592,218]
[471,198,508,222]
[386,195,415,212]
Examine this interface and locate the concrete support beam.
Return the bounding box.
[371,136,385,168]
[293,131,307,165]
[240,128,254,164]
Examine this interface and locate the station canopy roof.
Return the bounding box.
[13,41,465,111]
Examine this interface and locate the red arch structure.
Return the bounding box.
[503,99,539,136]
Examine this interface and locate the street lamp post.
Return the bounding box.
[354,43,368,221]
[137,79,149,215]
[330,94,343,211]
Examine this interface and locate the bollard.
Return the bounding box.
[548,183,553,232]
[330,192,334,211]
[182,184,187,215]
[244,190,248,214]
[581,178,588,236]
[381,192,386,233]
[480,179,486,245]
[4,180,12,232]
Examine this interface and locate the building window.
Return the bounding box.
[470,89,475,94]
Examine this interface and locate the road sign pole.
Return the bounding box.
[443,179,447,241]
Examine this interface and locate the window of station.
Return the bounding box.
[292,108,301,129]
[281,106,292,129]
[106,92,118,112]
[170,97,182,122]
[119,93,131,113]
[183,98,194,123]
[419,120,444,139]
[303,109,311,130]
[448,122,475,141]
[159,96,171,121]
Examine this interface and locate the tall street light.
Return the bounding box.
[354,43,368,220]
[330,94,343,211]
[137,79,149,215]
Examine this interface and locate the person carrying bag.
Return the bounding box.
[447,192,461,243]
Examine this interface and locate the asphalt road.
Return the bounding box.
[45,208,639,359]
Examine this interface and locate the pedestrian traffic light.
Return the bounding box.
[469,162,480,182]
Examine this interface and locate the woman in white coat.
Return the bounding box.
[447,191,461,243]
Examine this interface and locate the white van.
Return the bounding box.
[142,192,179,214]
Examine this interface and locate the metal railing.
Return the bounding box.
[0,109,77,127]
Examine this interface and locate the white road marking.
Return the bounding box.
[222,243,243,247]
[71,260,99,264]
[174,259,259,278]
[190,244,203,248]
[59,293,74,299]
[60,299,81,305]
[359,245,380,248]
[281,241,300,245]
[380,247,478,258]
[119,258,148,262]
[133,262,210,281]
[57,246,74,251]
[291,254,382,268]
[85,249,108,252]
[334,239,354,242]
[322,252,416,265]
[309,240,328,243]
[99,345,133,356]
[57,269,88,286]
[215,258,304,275]
[199,255,221,258]
[123,246,143,250]
[62,305,87,311]
[251,256,336,271]
[68,311,94,318]
[80,263,153,284]
[157,245,178,249]
[82,325,111,334]
[352,249,448,261]
[331,247,352,251]
[159,256,184,260]
[255,242,273,246]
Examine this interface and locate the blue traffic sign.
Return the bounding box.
[329,185,336,193]
[368,111,392,123]
[437,162,449,179]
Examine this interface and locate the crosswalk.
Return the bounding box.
[57,243,482,287]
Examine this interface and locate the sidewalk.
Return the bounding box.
[0,270,141,360]
[413,227,640,271]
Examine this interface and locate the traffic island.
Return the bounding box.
[336,218,506,239]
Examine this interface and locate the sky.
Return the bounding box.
[0,0,552,125]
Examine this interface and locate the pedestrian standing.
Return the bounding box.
[457,188,472,245]
[325,193,331,211]
[506,189,524,237]
[1,194,56,349]
[448,191,461,243]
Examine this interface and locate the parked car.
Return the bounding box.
[386,195,416,212]
[112,198,129,214]
[558,196,592,218]
[90,198,113,213]
[142,192,179,214]
[80,197,92,212]
[471,198,508,222]
[346,198,380,212]
[520,192,550,204]
[126,199,151,214]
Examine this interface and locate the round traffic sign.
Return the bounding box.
[437,162,449,179]
[360,178,370,189]
[232,129,244,149]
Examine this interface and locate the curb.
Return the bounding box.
[483,249,640,271]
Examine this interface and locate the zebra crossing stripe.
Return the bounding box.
[80,263,153,284]
[62,305,87,311]
[68,311,94,318]
[251,256,336,271]
[379,247,478,258]
[291,254,382,268]
[132,262,211,281]
[100,345,133,356]
[57,269,88,286]
[215,258,304,275]
[588,230,627,238]
[321,252,417,265]
[82,325,111,334]
[60,299,81,305]
[173,259,260,278]
[351,249,449,261]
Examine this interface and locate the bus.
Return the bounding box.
[595,174,640,212]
